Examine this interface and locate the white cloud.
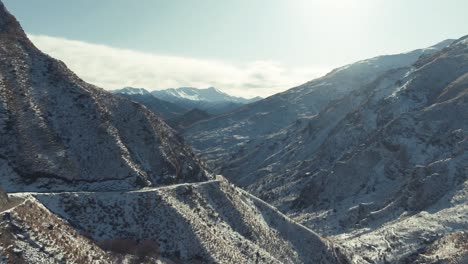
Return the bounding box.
[29,34,330,98]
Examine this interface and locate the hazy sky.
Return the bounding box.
[3,0,467,97]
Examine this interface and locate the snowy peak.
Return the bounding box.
[150,87,263,115]
[111,87,189,119]
[111,87,151,96]
[111,86,260,117]
[152,87,261,104]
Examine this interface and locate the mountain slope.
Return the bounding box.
[0,197,119,263]
[112,87,189,119]
[184,37,468,262]
[184,39,454,177]
[167,108,212,131]
[295,36,468,262]
[16,179,352,264]
[2,185,353,263]
[0,2,210,192]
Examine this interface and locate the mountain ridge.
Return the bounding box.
[113,86,262,116]
[152,86,261,104]
[111,87,189,119]
[151,86,262,115]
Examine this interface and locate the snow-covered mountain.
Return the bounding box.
[153,87,259,104]
[113,86,262,117]
[113,87,151,96]
[184,37,468,262]
[152,87,262,115]
[184,40,455,174]
[0,2,352,263]
[111,87,188,119]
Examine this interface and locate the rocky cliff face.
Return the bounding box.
[0,2,210,192]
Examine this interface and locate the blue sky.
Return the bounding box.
[3,0,467,97]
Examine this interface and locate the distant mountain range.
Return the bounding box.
[111,87,189,119]
[152,87,262,104]
[113,87,262,117]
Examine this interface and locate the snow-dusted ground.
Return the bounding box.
[332,179,468,263]
[184,36,468,262]
[0,197,115,263]
[9,179,353,264]
[184,39,454,179]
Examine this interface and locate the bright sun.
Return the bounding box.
[317,0,358,11]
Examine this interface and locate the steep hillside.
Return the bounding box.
[112,87,189,119]
[0,195,190,263]
[184,40,454,172]
[184,37,468,262]
[289,36,468,262]
[0,197,115,263]
[7,179,354,264]
[0,2,209,192]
